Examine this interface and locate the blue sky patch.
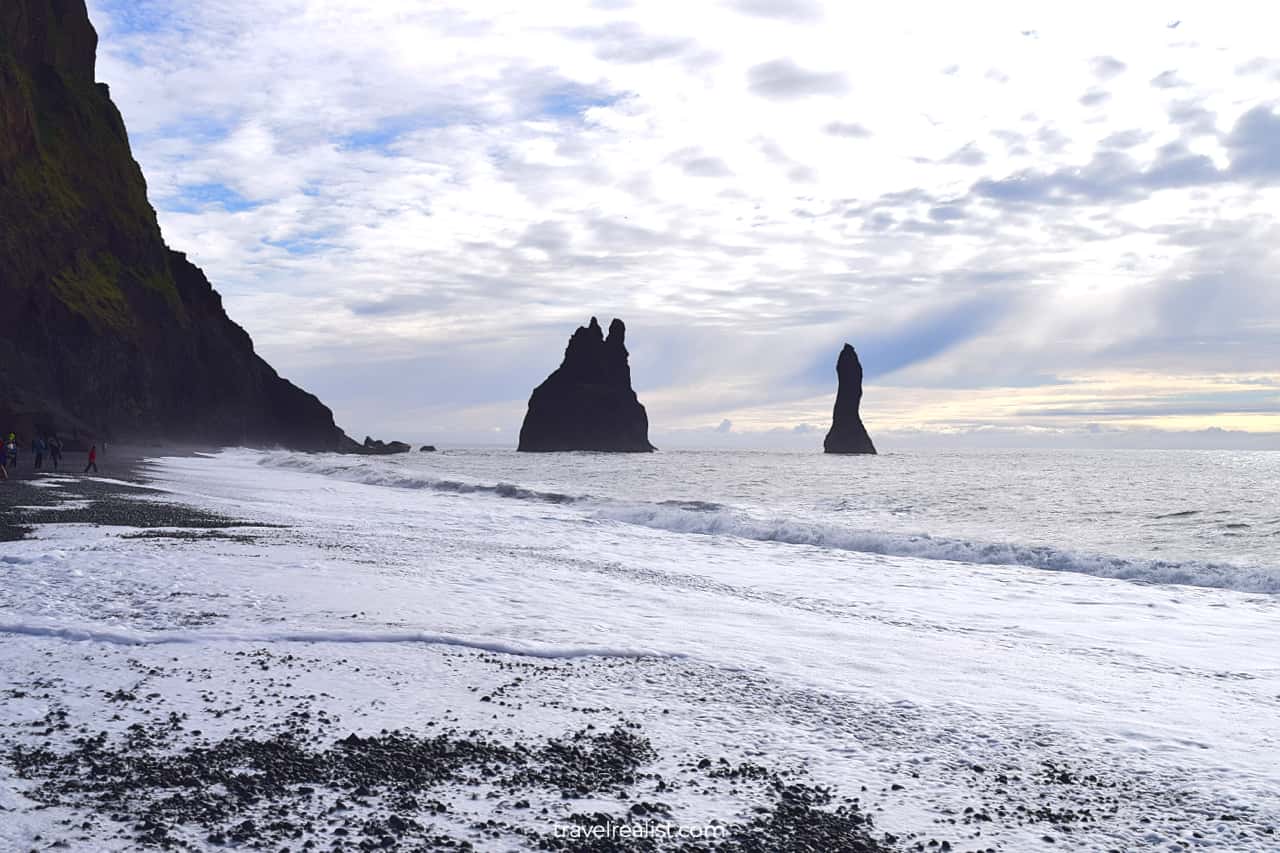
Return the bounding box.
[168,182,260,214]
[537,86,622,120]
[264,232,339,256]
[92,0,180,36]
[339,112,461,152]
[795,294,1012,388]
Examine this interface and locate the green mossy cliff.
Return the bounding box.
[0,0,353,449]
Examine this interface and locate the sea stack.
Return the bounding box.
[823,344,876,455]
[518,317,655,452]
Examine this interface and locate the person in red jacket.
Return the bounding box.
[84,444,98,474]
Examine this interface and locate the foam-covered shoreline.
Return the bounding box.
[2,448,1278,850]
[0,469,899,851]
[258,451,1280,595]
[596,503,1280,594]
[0,620,681,660]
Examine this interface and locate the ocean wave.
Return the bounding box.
[0,620,679,660]
[595,504,1280,594]
[657,499,726,512]
[262,455,581,504]
[255,453,1278,594]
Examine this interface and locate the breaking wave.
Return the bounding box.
[596,504,1280,594]
[257,453,1278,595]
[263,455,582,504]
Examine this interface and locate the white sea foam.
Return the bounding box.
[263,455,582,503]
[595,504,1280,594]
[254,452,1280,594]
[1,552,66,566]
[0,621,678,660]
[3,447,1278,850]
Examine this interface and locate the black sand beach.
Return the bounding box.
[0,456,902,852]
[0,446,230,541]
[4,455,1271,851]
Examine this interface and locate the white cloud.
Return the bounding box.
[84,0,1280,446]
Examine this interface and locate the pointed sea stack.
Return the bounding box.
[823,344,876,455]
[518,317,655,452]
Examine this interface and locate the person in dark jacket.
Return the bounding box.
[49,436,62,470]
[33,437,46,470]
[84,444,98,474]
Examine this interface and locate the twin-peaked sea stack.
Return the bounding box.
[518,317,655,453]
[823,344,877,455]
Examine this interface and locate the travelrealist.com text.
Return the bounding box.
[552,822,729,841]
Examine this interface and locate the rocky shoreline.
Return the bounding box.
[0,450,257,542]
[9,697,889,852]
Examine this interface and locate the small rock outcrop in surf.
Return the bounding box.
[823,344,876,455]
[358,437,411,455]
[518,317,655,453]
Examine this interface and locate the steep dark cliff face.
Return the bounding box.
[0,0,352,450]
[823,344,877,455]
[518,317,655,452]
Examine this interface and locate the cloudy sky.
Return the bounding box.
[85,0,1280,448]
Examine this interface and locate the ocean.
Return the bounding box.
[272,447,1280,591]
[1,447,1277,850]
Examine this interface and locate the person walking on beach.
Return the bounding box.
[32,436,46,470]
[4,434,17,471]
[49,436,62,470]
[84,443,98,474]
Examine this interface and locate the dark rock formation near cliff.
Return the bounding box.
[518,317,655,452]
[0,0,353,450]
[359,437,410,455]
[823,344,876,455]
